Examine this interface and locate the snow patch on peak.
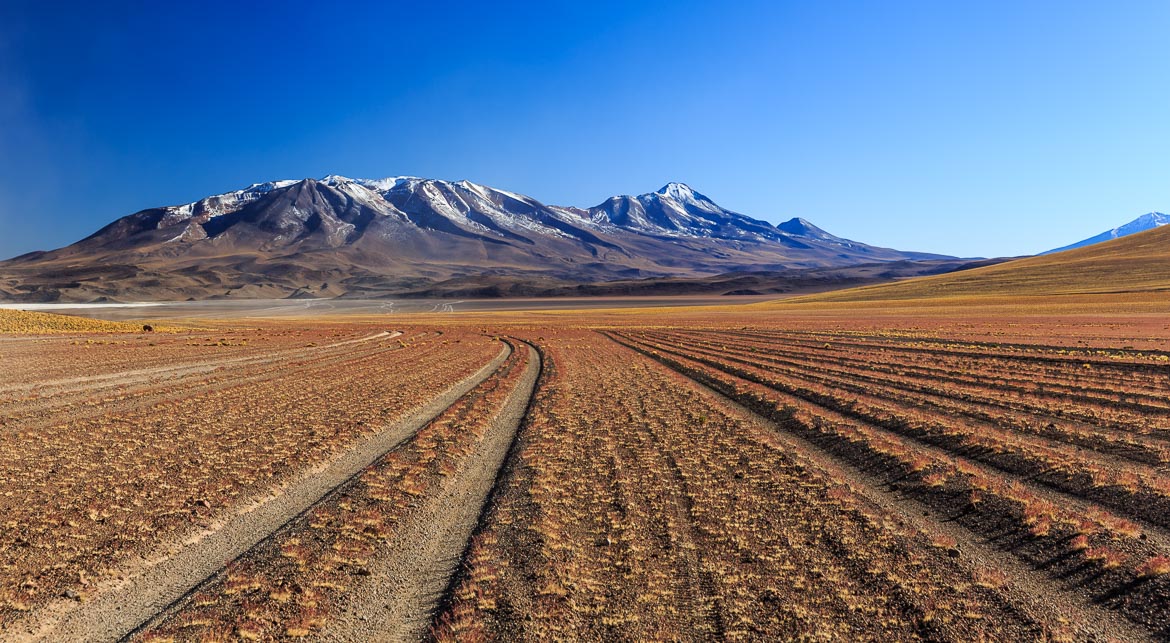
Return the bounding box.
[1108,212,1170,238]
[356,176,423,193]
[1045,211,1170,254]
[656,182,697,200]
[246,180,298,193]
[645,182,723,216]
[457,180,499,203]
[1126,211,1169,226]
[492,187,539,205]
[163,179,298,221]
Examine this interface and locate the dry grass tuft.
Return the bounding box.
[0,308,150,334]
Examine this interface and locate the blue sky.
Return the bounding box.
[1,1,1167,260]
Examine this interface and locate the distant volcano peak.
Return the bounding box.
[0,175,948,302]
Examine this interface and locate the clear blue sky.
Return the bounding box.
[1,1,1167,260]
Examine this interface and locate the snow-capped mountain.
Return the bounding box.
[0,176,949,302]
[1044,212,1170,254]
[574,182,794,244]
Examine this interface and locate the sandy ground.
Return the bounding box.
[18,343,511,642]
[672,367,1148,642]
[319,341,541,642]
[0,330,395,395]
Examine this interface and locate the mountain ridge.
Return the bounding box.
[1044,212,1170,254]
[0,176,952,303]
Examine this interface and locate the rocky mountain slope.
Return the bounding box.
[0,177,950,302]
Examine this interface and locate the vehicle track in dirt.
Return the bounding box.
[317,341,541,642]
[0,330,399,395]
[0,332,417,436]
[15,339,509,643]
[653,329,1170,451]
[607,332,1152,642]
[624,332,1170,547]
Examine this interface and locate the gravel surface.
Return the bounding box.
[317,342,540,642]
[660,361,1151,642]
[16,340,508,643]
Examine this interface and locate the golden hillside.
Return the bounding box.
[774,223,1170,304]
[0,308,147,334]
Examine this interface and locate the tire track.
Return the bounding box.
[319,341,540,642]
[608,332,1151,642]
[651,330,1170,455]
[628,332,1170,542]
[0,331,400,395]
[15,339,509,643]
[629,401,727,638]
[1,332,418,436]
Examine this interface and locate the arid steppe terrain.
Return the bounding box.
[3,230,1170,641]
[6,2,1170,640]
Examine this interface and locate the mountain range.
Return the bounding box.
[1044,212,1170,254]
[0,177,954,302]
